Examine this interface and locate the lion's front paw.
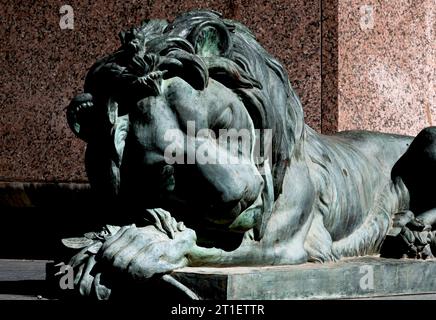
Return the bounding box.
[59,210,197,299]
[97,223,196,280]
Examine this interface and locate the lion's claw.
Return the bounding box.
[145,208,179,239]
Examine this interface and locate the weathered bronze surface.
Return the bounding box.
[63,10,436,299]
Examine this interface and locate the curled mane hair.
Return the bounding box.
[118,10,305,198]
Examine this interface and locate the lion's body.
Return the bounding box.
[303,129,413,261]
[205,128,415,266]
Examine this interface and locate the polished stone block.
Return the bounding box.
[172,257,436,300]
[3,259,435,300]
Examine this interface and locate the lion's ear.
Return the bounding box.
[188,21,232,57]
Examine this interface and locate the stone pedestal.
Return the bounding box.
[2,258,436,300]
[172,257,436,300]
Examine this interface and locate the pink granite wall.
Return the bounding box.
[2,1,433,183]
[0,0,321,182]
[337,0,435,135]
[321,0,339,133]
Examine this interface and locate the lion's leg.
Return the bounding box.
[188,227,310,267]
[304,212,336,262]
[188,242,271,267]
[333,179,409,258]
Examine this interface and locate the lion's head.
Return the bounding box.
[68,10,305,248]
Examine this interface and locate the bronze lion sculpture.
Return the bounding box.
[63,10,436,299]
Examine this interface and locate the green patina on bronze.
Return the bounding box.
[63,10,436,300]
